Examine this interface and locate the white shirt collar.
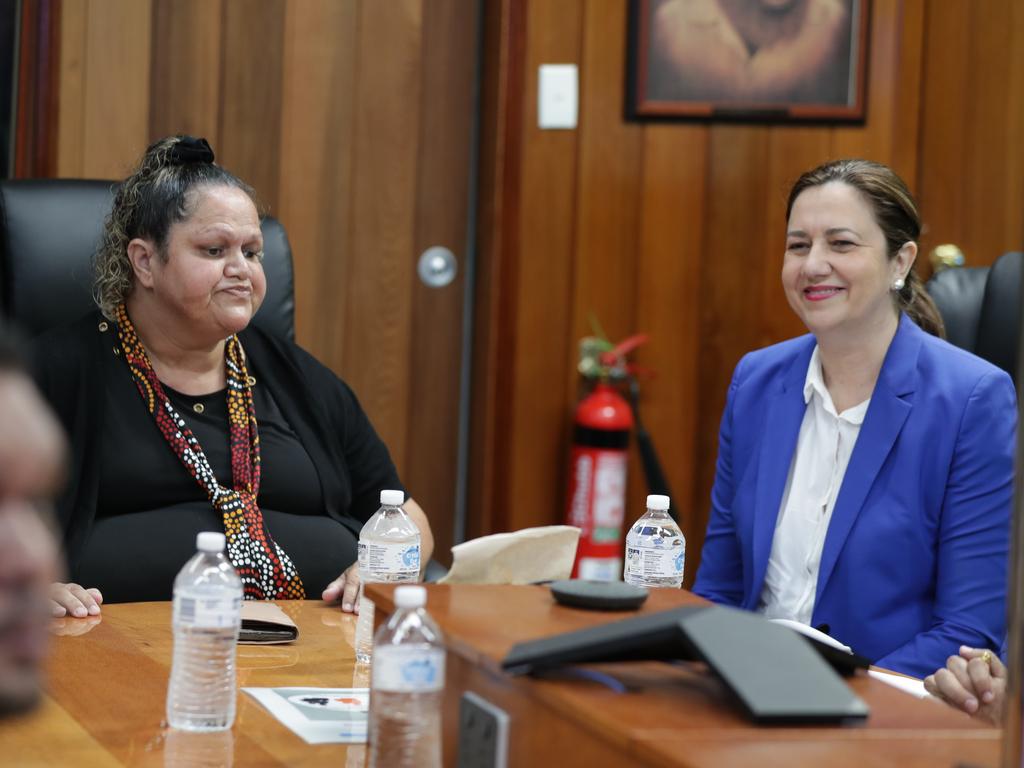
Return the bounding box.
[802,346,870,424]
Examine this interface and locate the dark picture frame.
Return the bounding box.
[627,0,870,122]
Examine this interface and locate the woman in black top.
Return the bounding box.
[34,136,433,616]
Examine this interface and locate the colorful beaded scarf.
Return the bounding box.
[114,303,306,600]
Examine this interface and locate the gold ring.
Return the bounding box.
[982,650,993,665]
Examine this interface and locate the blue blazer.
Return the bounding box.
[692,314,1015,678]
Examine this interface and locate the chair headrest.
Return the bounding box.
[975,251,1022,381]
[925,265,989,352]
[0,179,295,341]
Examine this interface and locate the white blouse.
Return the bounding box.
[758,346,870,626]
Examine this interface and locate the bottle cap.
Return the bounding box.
[646,494,670,511]
[394,585,427,609]
[380,489,405,506]
[197,531,226,552]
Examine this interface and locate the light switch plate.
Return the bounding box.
[457,691,509,768]
[538,64,578,129]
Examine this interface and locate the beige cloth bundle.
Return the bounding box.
[438,525,582,585]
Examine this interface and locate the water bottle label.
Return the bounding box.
[577,557,622,581]
[362,541,420,580]
[372,646,445,692]
[174,593,241,629]
[624,542,685,581]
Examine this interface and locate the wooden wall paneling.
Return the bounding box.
[915,0,970,266]
[277,0,358,362]
[503,0,584,535]
[148,0,224,145]
[405,0,479,562]
[13,0,60,177]
[1007,0,1024,257]
[341,0,423,467]
[830,0,922,182]
[572,0,645,531]
[80,0,152,179]
[957,1,1024,266]
[632,124,707,585]
[468,0,526,540]
[831,0,897,163]
[917,0,1024,271]
[569,0,643,350]
[217,0,285,214]
[689,126,771,572]
[55,0,86,177]
[888,0,924,194]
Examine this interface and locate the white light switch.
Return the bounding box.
[538,64,578,129]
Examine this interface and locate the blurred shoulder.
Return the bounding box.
[29,312,106,367]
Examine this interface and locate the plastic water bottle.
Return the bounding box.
[623,494,685,588]
[368,585,444,768]
[166,532,243,732]
[355,489,421,663]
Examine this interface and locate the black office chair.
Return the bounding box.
[926,250,1022,383]
[0,179,296,339]
[0,178,448,582]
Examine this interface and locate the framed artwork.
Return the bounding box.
[627,0,870,122]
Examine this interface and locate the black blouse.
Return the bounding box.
[32,314,406,603]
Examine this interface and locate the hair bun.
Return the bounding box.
[168,136,215,165]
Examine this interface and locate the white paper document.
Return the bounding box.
[867,670,934,700]
[769,618,853,653]
[242,687,368,744]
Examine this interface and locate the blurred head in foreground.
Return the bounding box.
[0,334,65,716]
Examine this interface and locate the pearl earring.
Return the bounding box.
[892,277,905,291]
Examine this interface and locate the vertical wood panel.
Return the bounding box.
[469,0,526,540]
[889,0,924,189]
[572,0,646,535]
[570,0,644,349]
[959,2,1024,266]
[218,0,285,214]
[831,0,896,162]
[690,126,771,565]
[55,0,86,177]
[149,0,223,144]
[915,0,970,262]
[405,0,478,560]
[918,0,1024,271]
[633,124,707,583]
[277,0,358,358]
[80,0,152,178]
[503,0,584,535]
[342,0,423,467]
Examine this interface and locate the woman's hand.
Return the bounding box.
[49,583,103,618]
[322,562,361,614]
[923,645,1006,725]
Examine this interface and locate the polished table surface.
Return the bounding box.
[370,584,1000,768]
[0,585,1003,767]
[4,600,368,767]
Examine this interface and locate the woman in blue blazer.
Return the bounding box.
[692,159,1015,679]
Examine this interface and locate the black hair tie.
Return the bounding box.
[169,136,215,165]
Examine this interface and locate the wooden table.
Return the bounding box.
[367,583,1000,768]
[3,601,368,767]
[0,586,1003,767]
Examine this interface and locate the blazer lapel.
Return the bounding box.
[816,315,922,597]
[749,339,814,607]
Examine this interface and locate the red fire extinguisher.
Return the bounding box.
[565,378,634,580]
